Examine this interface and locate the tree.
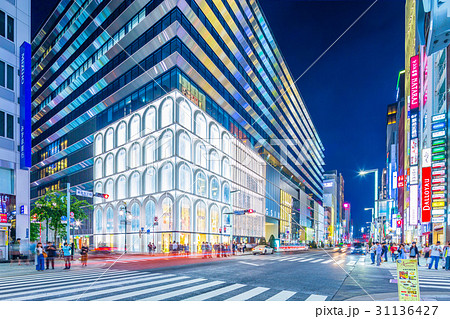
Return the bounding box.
[30,222,40,242]
[268,234,275,248]
[31,191,91,244]
[258,237,267,245]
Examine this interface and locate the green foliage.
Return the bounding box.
[31,191,91,243]
[30,223,40,242]
[268,235,275,248]
[259,237,267,245]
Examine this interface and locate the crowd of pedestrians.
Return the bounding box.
[150,241,244,258]
[368,240,450,270]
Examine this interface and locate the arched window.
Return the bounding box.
[160,130,173,159]
[222,207,231,226]
[129,115,141,140]
[131,203,140,232]
[105,154,114,176]
[106,207,114,233]
[195,113,207,139]
[222,157,230,179]
[130,172,140,197]
[95,134,103,156]
[210,124,220,149]
[144,167,156,194]
[129,143,140,168]
[223,183,230,204]
[196,201,206,232]
[117,122,127,146]
[196,171,207,197]
[144,138,156,164]
[161,197,173,231]
[178,132,191,160]
[210,177,220,200]
[210,205,219,233]
[144,107,156,134]
[179,197,191,231]
[119,205,126,232]
[195,142,207,167]
[95,209,103,233]
[94,158,103,179]
[117,149,126,172]
[179,164,192,193]
[105,179,114,201]
[145,201,156,230]
[179,100,191,130]
[160,98,173,127]
[160,162,173,191]
[210,151,219,174]
[94,182,103,204]
[222,133,230,154]
[117,175,127,199]
[105,128,114,151]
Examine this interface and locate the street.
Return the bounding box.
[1,249,449,301]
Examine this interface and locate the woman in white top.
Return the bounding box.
[35,242,45,271]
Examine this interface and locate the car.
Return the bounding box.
[350,243,366,255]
[252,245,274,255]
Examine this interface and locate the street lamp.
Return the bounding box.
[229,190,240,251]
[119,202,132,254]
[359,169,379,241]
[364,208,374,240]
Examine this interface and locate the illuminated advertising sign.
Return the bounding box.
[432,114,446,122]
[432,130,446,138]
[393,171,398,189]
[432,122,446,131]
[432,201,445,208]
[432,185,446,191]
[410,55,419,109]
[432,154,446,161]
[410,166,419,185]
[432,161,446,169]
[423,148,432,167]
[432,216,445,223]
[422,167,431,223]
[432,209,445,215]
[19,42,32,169]
[0,213,6,223]
[410,111,419,139]
[432,177,446,184]
[411,138,419,165]
[410,185,419,225]
[398,175,404,188]
[432,193,445,199]
[432,139,446,146]
[432,170,446,177]
[323,182,333,188]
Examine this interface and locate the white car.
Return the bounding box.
[252,245,274,255]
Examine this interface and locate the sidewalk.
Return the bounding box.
[344,292,450,301]
[364,254,449,272]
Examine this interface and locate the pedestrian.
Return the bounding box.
[242,243,246,254]
[410,242,420,266]
[405,243,411,258]
[424,244,431,266]
[397,244,406,260]
[201,242,206,258]
[376,242,382,266]
[185,243,189,256]
[382,243,388,262]
[370,244,376,264]
[169,241,173,255]
[148,242,152,254]
[45,241,56,270]
[80,242,89,267]
[444,241,450,271]
[173,241,178,255]
[35,242,45,271]
[62,242,72,269]
[390,244,397,262]
[429,241,443,270]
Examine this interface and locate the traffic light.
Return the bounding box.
[219,228,222,233]
[246,209,254,214]
[396,220,402,227]
[94,193,109,199]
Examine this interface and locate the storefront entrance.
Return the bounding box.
[196,234,206,253]
[161,233,172,253]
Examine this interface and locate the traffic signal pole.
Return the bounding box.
[66,183,71,244]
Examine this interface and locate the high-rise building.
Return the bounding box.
[31,0,325,252]
[0,0,31,261]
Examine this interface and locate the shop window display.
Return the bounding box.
[196,201,207,232]
[179,197,191,231]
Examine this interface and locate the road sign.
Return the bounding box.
[61,216,67,224]
[70,211,74,218]
[147,229,150,234]
[76,189,93,198]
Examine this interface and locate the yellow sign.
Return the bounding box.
[432,201,445,207]
[397,259,420,301]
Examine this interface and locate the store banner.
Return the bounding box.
[410,166,418,185]
[410,111,419,139]
[410,185,419,225]
[422,167,431,223]
[410,138,418,165]
[19,42,32,169]
[397,259,420,301]
[422,148,431,167]
[410,55,420,110]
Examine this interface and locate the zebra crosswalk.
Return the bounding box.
[388,269,450,291]
[0,268,328,301]
[239,254,365,266]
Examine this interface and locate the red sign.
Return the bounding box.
[0,213,7,223]
[398,175,405,188]
[410,55,420,109]
[422,167,432,223]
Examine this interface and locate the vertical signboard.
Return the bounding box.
[397,259,420,301]
[19,42,32,169]
[422,150,432,223]
[410,185,419,225]
[410,55,419,110]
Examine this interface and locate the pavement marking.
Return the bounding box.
[309,259,323,263]
[183,284,245,301]
[239,261,260,267]
[336,260,345,265]
[321,260,334,264]
[84,277,202,301]
[142,281,224,301]
[305,294,328,301]
[347,261,357,266]
[3,273,171,301]
[225,287,270,301]
[266,290,297,301]
[300,258,314,262]
[277,257,299,261]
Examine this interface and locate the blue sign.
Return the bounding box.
[61,216,67,221]
[147,229,150,234]
[432,122,446,131]
[20,205,26,215]
[19,42,31,169]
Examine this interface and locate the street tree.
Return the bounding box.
[31,191,91,243]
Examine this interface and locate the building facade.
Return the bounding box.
[31,0,325,251]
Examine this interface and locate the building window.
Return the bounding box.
[195,113,207,139]
[0,167,13,194]
[223,182,230,204]
[130,171,140,197]
[0,61,14,90]
[106,207,114,233]
[144,167,156,194]
[160,98,173,127]
[160,162,173,191]
[161,197,173,231]
[129,143,140,168]
[117,122,127,146]
[179,197,191,231]
[0,11,13,42]
[95,134,103,156]
[210,124,220,149]
[0,11,5,38]
[196,201,206,233]
[94,158,103,179]
[196,171,207,197]
[144,107,156,134]
[0,111,14,139]
[145,201,156,230]
[105,179,114,201]
[117,175,127,199]
[179,163,192,193]
[178,100,191,130]
[222,157,230,179]
[117,149,126,172]
[144,137,156,164]
[6,15,13,42]
[105,154,114,176]
[131,203,140,232]
[210,151,219,174]
[94,182,103,204]
[178,132,191,160]
[210,177,220,200]
[222,133,230,154]
[210,205,219,233]
[129,115,141,140]
[195,142,207,167]
[159,130,173,159]
[223,207,231,226]
[105,128,114,151]
[95,209,103,233]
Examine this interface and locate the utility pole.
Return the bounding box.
[66,183,70,245]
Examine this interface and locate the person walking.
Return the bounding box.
[376,242,382,266]
[382,243,388,262]
[424,244,431,267]
[390,244,398,262]
[45,242,56,270]
[409,242,420,266]
[429,241,443,270]
[35,242,45,271]
[397,244,407,260]
[80,243,89,267]
[444,241,450,271]
[62,242,72,269]
[370,244,376,264]
[148,242,152,254]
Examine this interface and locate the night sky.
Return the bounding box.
[32,0,406,238]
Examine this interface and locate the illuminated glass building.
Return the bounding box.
[31,0,325,251]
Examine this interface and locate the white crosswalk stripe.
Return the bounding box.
[183,284,245,301]
[388,269,450,291]
[347,261,357,266]
[267,290,297,301]
[321,260,334,264]
[305,294,328,301]
[225,287,270,301]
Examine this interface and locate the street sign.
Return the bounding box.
[76,189,93,198]
[147,229,150,234]
[70,211,74,218]
[432,216,445,223]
